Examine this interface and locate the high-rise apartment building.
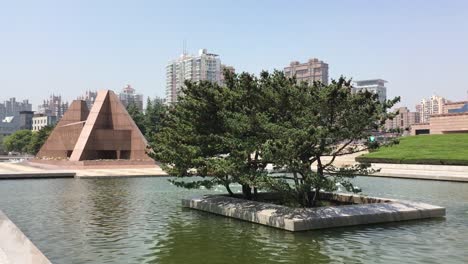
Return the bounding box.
[119,85,144,111]
[78,90,98,109]
[385,107,420,131]
[38,95,68,119]
[165,49,222,104]
[416,95,448,123]
[0,98,32,120]
[284,58,329,85]
[352,79,388,103]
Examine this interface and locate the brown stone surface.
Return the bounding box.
[34,90,153,166]
[36,100,89,159]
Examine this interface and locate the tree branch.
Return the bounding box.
[323,139,354,168]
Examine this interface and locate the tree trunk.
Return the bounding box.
[225,183,234,196]
[311,187,320,207]
[242,184,252,200]
[293,172,299,190]
[314,156,324,207]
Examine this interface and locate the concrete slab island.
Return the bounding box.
[182,193,445,231]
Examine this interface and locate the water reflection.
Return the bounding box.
[153,210,331,264]
[0,177,467,264]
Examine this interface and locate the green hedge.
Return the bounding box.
[355,156,468,166]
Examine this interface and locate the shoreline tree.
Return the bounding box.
[150,70,399,207]
[260,76,399,206]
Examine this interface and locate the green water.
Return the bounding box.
[0,177,467,263]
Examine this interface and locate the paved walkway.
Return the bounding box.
[1,155,467,182]
[318,151,468,182]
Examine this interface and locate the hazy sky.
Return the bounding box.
[1,0,467,110]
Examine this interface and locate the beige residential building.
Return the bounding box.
[119,85,144,111]
[385,107,420,131]
[284,58,329,85]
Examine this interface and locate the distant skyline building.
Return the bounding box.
[119,85,144,111]
[352,79,388,103]
[165,48,222,104]
[19,111,34,130]
[77,90,98,109]
[0,97,32,120]
[416,95,448,123]
[284,58,329,85]
[0,116,18,138]
[38,95,69,119]
[385,107,420,131]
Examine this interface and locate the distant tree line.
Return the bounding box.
[2,125,54,155]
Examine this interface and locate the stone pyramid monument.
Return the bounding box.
[36,90,154,166]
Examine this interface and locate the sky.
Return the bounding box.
[1,0,467,110]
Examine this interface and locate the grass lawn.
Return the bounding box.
[356,134,468,165]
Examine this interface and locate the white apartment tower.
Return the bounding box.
[165,49,222,104]
[352,79,388,104]
[416,95,448,123]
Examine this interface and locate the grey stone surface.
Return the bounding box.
[182,193,446,231]
[370,163,468,182]
[0,210,51,264]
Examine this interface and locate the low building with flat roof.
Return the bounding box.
[411,112,468,135]
[32,114,57,132]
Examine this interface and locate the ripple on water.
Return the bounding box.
[0,177,467,264]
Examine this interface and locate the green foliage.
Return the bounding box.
[3,130,33,153]
[127,99,167,139]
[127,103,146,135]
[28,125,54,154]
[150,71,398,207]
[143,98,166,139]
[357,134,468,165]
[2,125,55,155]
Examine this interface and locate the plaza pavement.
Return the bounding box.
[0,162,167,179]
[1,154,468,181]
[319,151,468,182]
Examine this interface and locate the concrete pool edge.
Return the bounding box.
[182,193,446,232]
[0,210,52,264]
